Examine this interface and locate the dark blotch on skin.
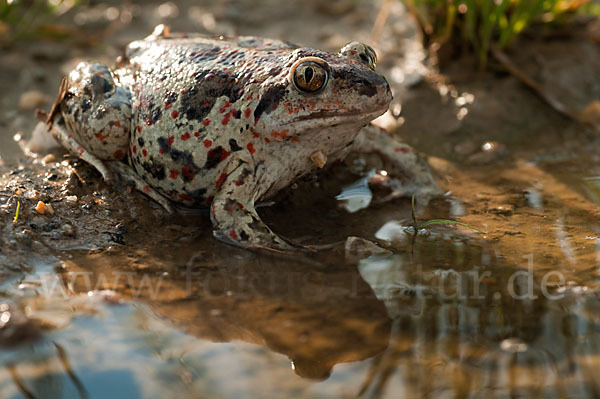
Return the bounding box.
[357,82,377,97]
[140,159,166,180]
[90,74,114,96]
[254,83,287,122]
[269,66,282,76]
[157,137,171,155]
[80,99,91,112]
[204,146,228,169]
[239,168,252,181]
[150,105,162,124]
[229,139,242,152]
[180,85,214,122]
[168,149,202,181]
[180,69,247,122]
[138,94,162,124]
[138,137,145,147]
[331,67,385,98]
[165,91,178,104]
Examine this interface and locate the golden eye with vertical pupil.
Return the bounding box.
[291,61,328,94]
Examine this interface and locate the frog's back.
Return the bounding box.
[123,34,302,207]
[126,34,298,66]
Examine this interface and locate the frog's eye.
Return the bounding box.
[338,42,377,70]
[291,60,328,94]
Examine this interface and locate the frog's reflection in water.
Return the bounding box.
[40,242,600,396]
[63,249,392,381]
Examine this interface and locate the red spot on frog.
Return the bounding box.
[132,146,137,154]
[142,149,148,157]
[194,131,200,138]
[113,150,125,160]
[136,125,142,133]
[394,147,409,153]
[145,117,153,126]
[222,111,234,125]
[244,108,251,118]
[246,143,256,154]
[202,119,211,126]
[205,196,214,205]
[234,179,244,186]
[171,110,179,118]
[182,166,195,180]
[114,120,121,127]
[181,132,191,141]
[179,193,193,202]
[203,139,212,148]
[167,136,175,146]
[95,132,106,141]
[270,129,290,139]
[143,185,152,193]
[229,229,238,240]
[215,173,228,189]
[169,170,179,179]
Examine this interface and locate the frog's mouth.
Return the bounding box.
[285,107,387,129]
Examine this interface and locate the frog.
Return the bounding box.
[47,25,439,251]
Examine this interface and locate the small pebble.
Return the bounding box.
[61,224,75,237]
[41,154,56,164]
[65,195,78,204]
[310,150,327,168]
[35,201,54,215]
[579,101,600,127]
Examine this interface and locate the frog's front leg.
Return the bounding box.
[210,162,298,251]
[352,124,441,200]
[51,118,114,183]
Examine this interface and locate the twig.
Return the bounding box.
[491,45,595,130]
[371,0,393,43]
[7,364,35,399]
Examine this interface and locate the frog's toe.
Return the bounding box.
[212,228,302,252]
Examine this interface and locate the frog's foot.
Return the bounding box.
[211,196,306,252]
[210,162,309,252]
[106,161,174,214]
[353,125,441,201]
[50,118,114,184]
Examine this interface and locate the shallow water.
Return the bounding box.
[2,162,600,398]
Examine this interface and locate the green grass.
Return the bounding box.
[411,195,485,234]
[0,0,80,44]
[13,200,20,226]
[402,0,594,65]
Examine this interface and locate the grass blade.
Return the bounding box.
[420,219,486,233]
